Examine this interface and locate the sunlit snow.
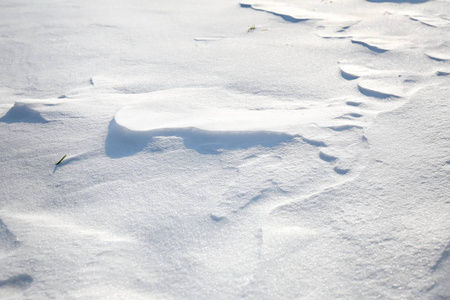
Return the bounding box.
[0,0,449,299]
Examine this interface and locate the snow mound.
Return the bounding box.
[240,0,358,25]
[106,119,296,157]
[358,80,404,98]
[426,50,450,61]
[0,274,33,289]
[0,102,48,124]
[240,2,328,22]
[114,89,310,133]
[351,36,415,52]
[107,88,370,157]
[0,220,19,251]
[339,64,401,80]
[107,88,313,156]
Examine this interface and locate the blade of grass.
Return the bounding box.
[56,155,67,165]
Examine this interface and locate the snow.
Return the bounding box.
[0,0,449,299]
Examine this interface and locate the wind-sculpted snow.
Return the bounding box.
[107,117,296,156]
[0,103,49,124]
[357,80,405,99]
[241,0,444,55]
[113,89,307,134]
[240,2,329,22]
[0,220,20,250]
[240,0,360,30]
[426,50,450,61]
[241,0,445,107]
[0,274,33,290]
[1,0,449,299]
[108,88,367,163]
[339,64,402,80]
[351,36,416,52]
[409,15,450,28]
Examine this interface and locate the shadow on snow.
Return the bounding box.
[105,118,296,158]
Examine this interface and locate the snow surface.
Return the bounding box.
[0,0,449,299]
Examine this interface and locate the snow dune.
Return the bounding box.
[109,87,362,156]
[106,86,370,176]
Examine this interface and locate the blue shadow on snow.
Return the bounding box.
[239,3,309,23]
[105,118,296,158]
[0,103,48,124]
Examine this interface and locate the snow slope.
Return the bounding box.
[0,0,449,299]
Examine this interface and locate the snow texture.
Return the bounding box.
[0,0,449,299]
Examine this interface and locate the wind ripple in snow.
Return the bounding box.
[409,15,450,28]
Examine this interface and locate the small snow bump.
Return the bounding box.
[351,39,387,53]
[426,51,450,62]
[0,220,20,250]
[0,274,33,290]
[210,214,227,222]
[334,167,350,175]
[319,151,338,162]
[328,125,363,131]
[300,136,327,147]
[0,103,49,124]
[337,112,363,120]
[340,70,359,80]
[346,101,362,107]
[358,81,402,99]
[436,71,449,76]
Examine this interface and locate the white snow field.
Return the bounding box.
[0,0,449,298]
